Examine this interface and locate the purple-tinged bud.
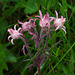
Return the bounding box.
[35,10,50,28]
[18,19,36,31]
[8,25,22,45]
[50,11,66,34]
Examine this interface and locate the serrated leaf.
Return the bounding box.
[0,43,8,75]
[24,0,38,14]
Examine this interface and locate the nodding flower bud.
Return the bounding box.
[54,16,66,30]
[18,19,36,31]
[35,10,50,28]
[8,25,22,45]
[50,11,66,34]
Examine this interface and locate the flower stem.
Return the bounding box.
[22,34,28,44]
[33,27,37,35]
[19,36,33,59]
[44,35,48,49]
[38,66,41,75]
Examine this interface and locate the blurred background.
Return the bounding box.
[0,0,75,75]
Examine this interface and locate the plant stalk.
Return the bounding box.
[38,66,41,75]
[19,36,33,59]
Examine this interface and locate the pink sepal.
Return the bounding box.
[18,20,23,24]
[22,45,26,56]
[28,30,34,35]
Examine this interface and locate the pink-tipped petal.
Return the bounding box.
[50,18,55,22]
[18,27,22,32]
[39,10,42,18]
[28,30,34,35]
[46,12,49,16]
[11,39,14,45]
[29,18,34,22]
[62,26,66,29]
[55,26,60,31]
[14,25,17,30]
[20,28,23,33]
[35,16,40,17]
[18,20,23,24]
[61,28,66,35]
[8,35,11,41]
[55,10,58,18]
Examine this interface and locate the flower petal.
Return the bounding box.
[39,10,42,19]
[11,39,14,45]
[18,27,22,32]
[61,28,66,35]
[55,26,60,31]
[22,45,26,55]
[55,10,58,18]
[18,20,23,24]
[8,35,11,41]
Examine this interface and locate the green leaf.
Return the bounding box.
[62,64,69,75]
[4,48,17,63]
[0,20,8,40]
[61,0,67,12]
[48,42,75,74]
[24,0,38,14]
[58,0,67,16]
[0,43,8,75]
[68,52,74,75]
[2,4,20,19]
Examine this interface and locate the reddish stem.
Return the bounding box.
[38,66,41,75]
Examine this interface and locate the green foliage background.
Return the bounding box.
[0,0,75,75]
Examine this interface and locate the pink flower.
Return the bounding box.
[18,19,36,31]
[8,25,22,45]
[35,10,50,28]
[50,11,66,34]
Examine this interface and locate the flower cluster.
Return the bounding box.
[7,10,66,72]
